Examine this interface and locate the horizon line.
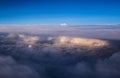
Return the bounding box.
[0,24,119,26]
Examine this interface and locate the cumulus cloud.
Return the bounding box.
[54,36,109,48]
[18,34,39,45]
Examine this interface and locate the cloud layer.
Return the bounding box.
[0,33,120,78]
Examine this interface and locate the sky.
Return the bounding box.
[0,0,120,25]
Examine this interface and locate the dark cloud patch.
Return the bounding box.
[0,56,40,78]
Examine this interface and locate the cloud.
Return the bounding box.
[18,34,40,45]
[54,36,109,49]
[1,25,120,40]
[95,52,120,78]
[0,56,40,78]
[0,33,120,78]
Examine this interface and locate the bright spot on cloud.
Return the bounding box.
[60,23,68,26]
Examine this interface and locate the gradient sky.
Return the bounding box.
[0,0,120,25]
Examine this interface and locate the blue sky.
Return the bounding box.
[0,0,120,25]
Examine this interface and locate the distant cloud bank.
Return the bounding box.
[0,24,120,40]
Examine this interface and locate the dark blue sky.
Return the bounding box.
[0,0,120,25]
